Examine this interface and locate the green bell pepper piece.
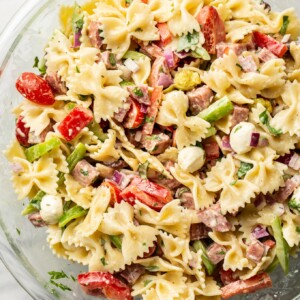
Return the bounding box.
[21,190,46,216]
[25,137,61,162]
[58,205,87,228]
[120,80,135,87]
[72,3,84,34]
[198,96,234,123]
[271,216,289,274]
[193,241,216,276]
[191,47,211,61]
[109,235,123,250]
[88,119,108,142]
[123,51,147,61]
[205,127,217,138]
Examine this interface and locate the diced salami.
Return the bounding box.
[88,21,103,49]
[238,55,258,72]
[119,264,145,285]
[28,212,47,228]
[246,239,266,263]
[189,223,211,241]
[198,203,232,232]
[187,86,214,115]
[207,243,227,264]
[139,42,163,59]
[72,159,100,187]
[45,73,67,95]
[273,175,300,202]
[221,273,272,299]
[203,140,220,161]
[230,106,249,129]
[142,133,171,155]
[128,85,150,105]
[216,43,247,58]
[178,191,195,209]
[220,269,237,286]
[197,6,226,54]
[257,48,277,62]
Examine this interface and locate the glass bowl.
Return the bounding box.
[0,0,300,299]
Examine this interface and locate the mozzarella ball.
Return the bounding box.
[40,195,63,225]
[178,146,205,173]
[230,122,255,154]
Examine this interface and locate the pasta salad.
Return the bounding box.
[4,0,300,299]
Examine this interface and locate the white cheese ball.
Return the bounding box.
[178,146,205,173]
[40,195,63,225]
[230,122,255,154]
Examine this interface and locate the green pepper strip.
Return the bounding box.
[88,119,108,142]
[198,96,234,123]
[123,51,148,61]
[25,137,61,162]
[58,205,87,228]
[57,143,87,185]
[193,241,216,276]
[21,190,46,216]
[271,216,290,274]
[109,235,123,250]
[120,80,135,87]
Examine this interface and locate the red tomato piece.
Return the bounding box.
[142,86,163,136]
[157,23,173,46]
[57,106,93,141]
[141,0,148,3]
[120,185,165,210]
[102,181,122,205]
[16,72,55,105]
[131,177,172,204]
[15,116,30,147]
[123,100,145,129]
[78,272,132,300]
[253,31,288,58]
[196,6,226,54]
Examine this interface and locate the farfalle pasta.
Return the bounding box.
[6,0,300,299]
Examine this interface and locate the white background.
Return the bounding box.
[0,1,32,299]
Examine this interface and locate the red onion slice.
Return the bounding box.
[164,49,175,68]
[157,73,173,88]
[221,136,232,151]
[175,51,189,59]
[288,153,300,170]
[252,225,269,239]
[140,104,148,114]
[112,171,131,190]
[74,31,82,48]
[277,152,294,165]
[250,132,260,147]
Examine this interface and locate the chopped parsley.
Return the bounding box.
[259,110,282,136]
[33,56,46,75]
[217,250,226,255]
[16,228,21,235]
[48,270,69,280]
[296,227,300,233]
[33,56,39,68]
[50,280,72,292]
[74,18,84,33]
[80,169,89,176]
[101,257,108,266]
[234,125,242,133]
[109,53,117,66]
[236,63,243,70]
[230,180,238,186]
[125,0,133,4]
[109,235,123,250]
[177,30,199,52]
[76,65,80,73]
[135,27,143,32]
[237,162,253,179]
[279,16,290,35]
[70,275,76,282]
[144,280,152,286]
[145,265,159,272]
[78,94,90,101]
[143,242,147,246]
[133,87,144,97]
[145,116,154,123]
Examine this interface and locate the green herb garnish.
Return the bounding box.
[138,161,150,179]
[109,235,122,250]
[237,162,253,179]
[109,53,117,66]
[259,110,282,136]
[177,30,199,52]
[80,169,89,176]
[133,87,144,97]
[101,257,107,266]
[145,265,159,272]
[48,270,68,280]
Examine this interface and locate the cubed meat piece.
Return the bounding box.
[128,85,150,105]
[220,269,237,286]
[142,133,171,155]
[126,129,141,147]
[45,73,67,95]
[273,175,300,202]
[257,47,277,62]
[103,159,128,170]
[230,106,249,129]
[72,159,100,187]
[114,98,132,123]
[221,273,272,299]
[203,140,220,160]
[179,191,195,209]
[28,212,47,228]
[198,203,232,232]
[88,21,103,49]
[216,43,247,58]
[238,55,258,72]
[187,86,214,115]
[207,243,227,264]
[101,51,117,70]
[189,223,211,241]
[246,239,266,263]
[263,240,276,253]
[119,264,145,285]
[139,42,163,59]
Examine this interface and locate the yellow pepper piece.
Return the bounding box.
[174,69,201,91]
